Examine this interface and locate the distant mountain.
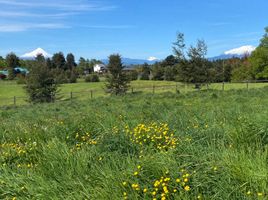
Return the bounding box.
[102,57,160,66]
[21,48,52,60]
[209,45,256,61]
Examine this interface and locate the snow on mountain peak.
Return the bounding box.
[21,48,52,59]
[147,56,158,61]
[224,45,256,55]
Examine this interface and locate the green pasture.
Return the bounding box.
[0,79,267,106]
[0,87,267,199]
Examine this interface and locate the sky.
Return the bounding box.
[0,0,267,60]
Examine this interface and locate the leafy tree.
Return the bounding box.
[173,34,209,86]
[173,32,186,60]
[164,66,176,81]
[106,54,129,95]
[151,62,164,80]
[25,60,58,103]
[0,56,7,69]
[162,55,178,66]
[187,40,209,85]
[249,28,268,79]
[6,53,20,80]
[52,52,66,69]
[36,54,46,63]
[140,63,151,80]
[46,58,53,69]
[77,57,98,75]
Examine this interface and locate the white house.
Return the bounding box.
[94,64,107,73]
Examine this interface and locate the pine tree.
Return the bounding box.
[106,54,129,95]
[25,60,58,103]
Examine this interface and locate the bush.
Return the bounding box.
[25,63,58,103]
[85,74,100,82]
[126,70,138,81]
[69,72,77,83]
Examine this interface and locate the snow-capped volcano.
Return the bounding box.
[21,48,52,59]
[210,45,256,60]
[147,56,159,61]
[224,45,256,55]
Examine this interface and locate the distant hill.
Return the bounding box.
[101,57,160,66]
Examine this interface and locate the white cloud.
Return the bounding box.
[0,0,116,11]
[83,25,135,29]
[0,11,77,18]
[0,0,117,32]
[0,23,69,32]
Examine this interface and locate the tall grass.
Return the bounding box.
[0,88,268,199]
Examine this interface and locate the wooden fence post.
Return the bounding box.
[13,96,16,106]
[222,82,225,91]
[90,90,93,99]
[246,81,249,90]
[131,87,134,94]
[153,85,155,94]
[70,92,73,100]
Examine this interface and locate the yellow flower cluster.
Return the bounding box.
[125,123,178,150]
[122,167,193,199]
[0,141,38,167]
[69,132,98,151]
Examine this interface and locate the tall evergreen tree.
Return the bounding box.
[106,54,129,95]
[52,52,66,69]
[66,53,76,70]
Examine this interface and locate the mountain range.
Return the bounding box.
[20,45,257,65]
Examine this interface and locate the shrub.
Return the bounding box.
[69,72,77,83]
[140,72,150,80]
[126,70,138,81]
[85,74,100,82]
[25,63,58,103]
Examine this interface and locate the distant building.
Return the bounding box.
[14,67,29,75]
[93,64,107,73]
[0,67,29,79]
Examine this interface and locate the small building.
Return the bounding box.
[93,64,107,73]
[0,67,29,79]
[14,67,29,75]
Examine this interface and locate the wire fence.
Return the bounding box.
[0,81,268,108]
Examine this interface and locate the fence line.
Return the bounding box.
[0,81,268,107]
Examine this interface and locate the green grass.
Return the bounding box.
[0,87,268,199]
[1,79,268,106]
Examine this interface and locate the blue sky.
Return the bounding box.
[0,0,267,60]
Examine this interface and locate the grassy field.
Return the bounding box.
[0,79,268,106]
[0,87,268,199]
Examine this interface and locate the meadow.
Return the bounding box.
[0,86,268,199]
[0,79,268,106]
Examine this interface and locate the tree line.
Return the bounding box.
[0,26,268,102]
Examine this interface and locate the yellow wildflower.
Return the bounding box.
[184,185,190,191]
